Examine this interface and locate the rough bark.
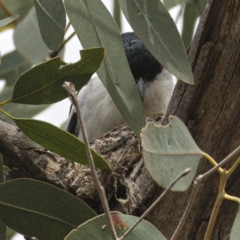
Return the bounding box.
[146,0,240,239]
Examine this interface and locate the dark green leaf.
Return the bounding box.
[65,212,166,240]
[0,155,6,240]
[14,7,52,65]
[0,51,31,85]
[163,0,189,10]
[12,118,111,170]
[230,205,240,240]
[142,116,202,191]
[0,179,96,240]
[34,0,66,50]
[11,48,104,104]
[0,0,33,22]
[118,0,194,84]
[0,15,18,29]
[65,0,145,139]
[182,2,199,48]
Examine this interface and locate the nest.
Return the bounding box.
[59,113,164,214]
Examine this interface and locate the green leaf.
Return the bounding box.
[230,205,240,240]
[0,15,18,29]
[65,212,166,240]
[11,47,104,104]
[0,155,6,240]
[0,51,31,85]
[0,179,96,240]
[14,7,52,65]
[34,0,66,50]
[163,0,189,10]
[182,2,199,48]
[141,116,202,191]
[12,118,111,170]
[0,0,33,22]
[65,0,145,139]
[118,0,194,84]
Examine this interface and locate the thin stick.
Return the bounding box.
[170,178,202,240]
[119,168,191,240]
[62,82,118,240]
[0,1,18,25]
[201,145,240,180]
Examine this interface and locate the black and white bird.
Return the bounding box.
[66,32,174,142]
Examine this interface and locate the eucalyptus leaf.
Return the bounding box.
[0,15,18,29]
[0,50,31,85]
[14,7,52,65]
[141,116,202,191]
[182,2,199,48]
[0,0,33,22]
[65,212,166,240]
[118,0,194,84]
[163,0,189,10]
[230,205,240,240]
[12,118,111,170]
[11,48,104,104]
[34,0,66,50]
[0,179,96,240]
[65,0,145,139]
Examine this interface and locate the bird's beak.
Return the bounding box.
[137,78,148,101]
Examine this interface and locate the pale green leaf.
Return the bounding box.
[65,212,166,240]
[118,0,194,84]
[13,118,111,170]
[34,0,66,50]
[142,116,202,191]
[11,48,104,104]
[163,0,190,10]
[14,7,52,65]
[65,0,145,139]
[0,179,96,240]
[0,50,31,85]
[0,15,18,29]
[0,155,6,240]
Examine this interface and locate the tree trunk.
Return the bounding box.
[146,0,240,239]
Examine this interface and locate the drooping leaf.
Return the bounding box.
[230,205,240,240]
[0,15,18,29]
[0,50,31,85]
[163,0,189,10]
[0,155,6,240]
[0,179,96,240]
[65,0,145,139]
[182,2,199,48]
[118,0,194,84]
[14,7,52,65]
[11,47,104,104]
[0,0,33,22]
[65,212,166,240]
[12,118,111,170]
[141,116,202,191]
[34,0,66,50]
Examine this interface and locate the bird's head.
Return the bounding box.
[122,32,163,101]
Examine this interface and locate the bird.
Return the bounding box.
[66,32,174,142]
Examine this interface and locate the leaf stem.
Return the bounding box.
[0,1,18,25]
[120,168,191,240]
[0,108,13,119]
[62,82,118,240]
[0,99,12,107]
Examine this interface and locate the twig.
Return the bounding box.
[62,82,118,240]
[201,145,240,180]
[119,168,191,240]
[170,178,203,240]
[49,32,76,58]
[0,1,18,25]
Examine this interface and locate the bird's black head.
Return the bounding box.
[122,32,162,82]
